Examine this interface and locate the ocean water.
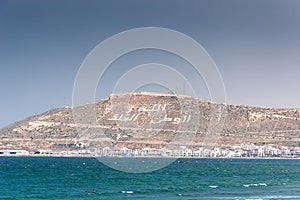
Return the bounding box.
[1,157,300,200]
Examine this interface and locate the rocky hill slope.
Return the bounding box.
[1,92,300,151]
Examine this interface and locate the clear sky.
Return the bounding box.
[1,0,300,128]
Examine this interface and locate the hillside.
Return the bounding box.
[1,92,300,152]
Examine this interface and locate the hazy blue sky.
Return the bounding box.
[1,0,300,128]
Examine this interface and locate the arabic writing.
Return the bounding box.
[108,104,191,125]
[149,114,191,125]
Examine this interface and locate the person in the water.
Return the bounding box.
[84,189,96,194]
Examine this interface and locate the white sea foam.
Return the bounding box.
[244,195,300,200]
[223,195,300,200]
[121,190,134,194]
[243,183,267,187]
[258,183,267,186]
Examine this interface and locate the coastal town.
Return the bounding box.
[1,143,300,158]
[94,144,300,158]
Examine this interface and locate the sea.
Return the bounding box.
[1,157,300,200]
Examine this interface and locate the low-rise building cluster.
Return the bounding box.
[95,144,300,158]
[1,143,300,158]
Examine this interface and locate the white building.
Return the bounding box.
[0,150,29,155]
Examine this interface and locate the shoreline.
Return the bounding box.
[1,154,300,160]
